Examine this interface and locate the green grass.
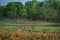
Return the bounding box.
[0,21,60,34]
[34,25,60,32]
[0,25,60,33]
[0,26,17,32]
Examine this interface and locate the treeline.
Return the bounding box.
[0,0,60,22]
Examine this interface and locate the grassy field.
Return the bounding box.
[0,21,60,40]
[0,21,60,34]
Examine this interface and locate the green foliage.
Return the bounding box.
[0,6,3,18]
[21,7,27,18]
[0,0,60,22]
[25,0,40,20]
[57,1,60,20]
[6,2,23,18]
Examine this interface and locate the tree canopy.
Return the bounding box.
[0,0,60,22]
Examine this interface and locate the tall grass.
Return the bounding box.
[0,29,60,40]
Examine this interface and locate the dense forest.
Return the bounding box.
[0,0,60,22]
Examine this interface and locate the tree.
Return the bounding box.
[25,1,32,19]
[42,0,58,21]
[36,2,45,20]
[0,5,4,18]
[21,6,27,18]
[57,1,60,21]
[25,0,40,20]
[6,2,23,18]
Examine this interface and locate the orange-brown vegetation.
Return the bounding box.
[0,29,60,40]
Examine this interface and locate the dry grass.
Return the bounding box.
[0,29,60,40]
